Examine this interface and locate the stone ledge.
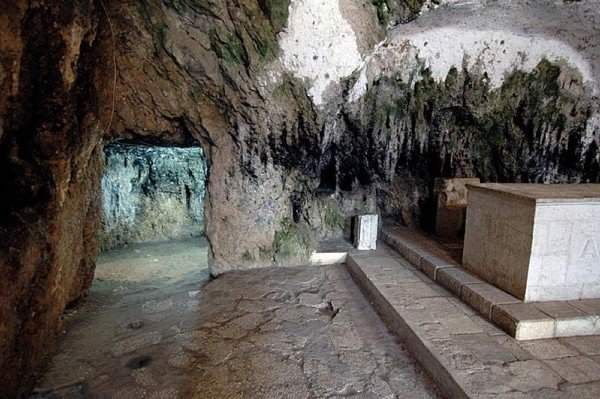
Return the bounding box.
[346,254,470,399]
[381,222,600,340]
[310,252,348,265]
[345,245,600,398]
[310,239,354,265]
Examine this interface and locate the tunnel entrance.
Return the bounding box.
[32,143,214,395]
[92,141,210,301]
[100,142,207,250]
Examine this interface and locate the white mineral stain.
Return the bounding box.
[584,113,600,148]
[278,0,363,106]
[350,27,596,102]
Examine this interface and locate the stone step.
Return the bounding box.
[346,242,600,398]
[380,223,600,340]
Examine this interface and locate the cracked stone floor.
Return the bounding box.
[31,238,441,398]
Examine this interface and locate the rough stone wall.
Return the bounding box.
[99,0,383,275]
[0,2,104,396]
[100,143,207,250]
[273,0,600,231]
[339,1,600,228]
[349,59,599,227]
[1,0,600,396]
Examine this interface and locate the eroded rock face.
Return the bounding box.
[343,57,599,227]
[1,0,600,396]
[100,143,207,250]
[0,2,104,396]
[338,1,600,227]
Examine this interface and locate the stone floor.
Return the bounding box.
[31,238,441,398]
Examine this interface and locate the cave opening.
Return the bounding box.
[95,140,210,294]
[316,145,337,195]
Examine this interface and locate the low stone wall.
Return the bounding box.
[100,143,207,250]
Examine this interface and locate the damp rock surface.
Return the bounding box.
[32,240,440,399]
[100,143,207,250]
[2,1,600,395]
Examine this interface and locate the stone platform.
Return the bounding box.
[347,235,600,398]
[381,223,600,340]
[463,184,600,302]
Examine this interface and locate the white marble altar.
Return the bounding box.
[463,184,600,302]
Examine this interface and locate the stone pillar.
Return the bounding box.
[353,214,378,250]
[434,178,480,239]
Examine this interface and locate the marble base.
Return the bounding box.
[463,184,600,302]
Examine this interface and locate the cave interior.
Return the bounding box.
[1,0,600,397]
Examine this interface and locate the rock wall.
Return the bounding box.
[100,143,206,250]
[1,0,600,396]
[0,2,104,396]
[339,1,600,228]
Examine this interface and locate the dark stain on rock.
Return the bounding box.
[125,355,153,370]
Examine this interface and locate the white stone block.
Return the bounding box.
[463,184,600,302]
[353,215,378,251]
[310,252,348,266]
[516,319,557,341]
[555,316,599,337]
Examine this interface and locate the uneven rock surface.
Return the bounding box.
[0,2,104,396]
[101,143,206,250]
[1,0,600,396]
[343,1,600,226]
[32,241,440,399]
[96,0,600,271]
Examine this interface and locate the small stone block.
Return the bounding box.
[535,301,587,319]
[353,214,378,250]
[436,267,483,297]
[555,317,599,337]
[561,336,600,356]
[544,356,600,384]
[386,235,410,259]
[461,283,520,320]
[492,303,556,340]
[404,245,428,268]
[519,339,578,360]
[381,231,399,249]
[535,301,598,337]
[569,299,600,316]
